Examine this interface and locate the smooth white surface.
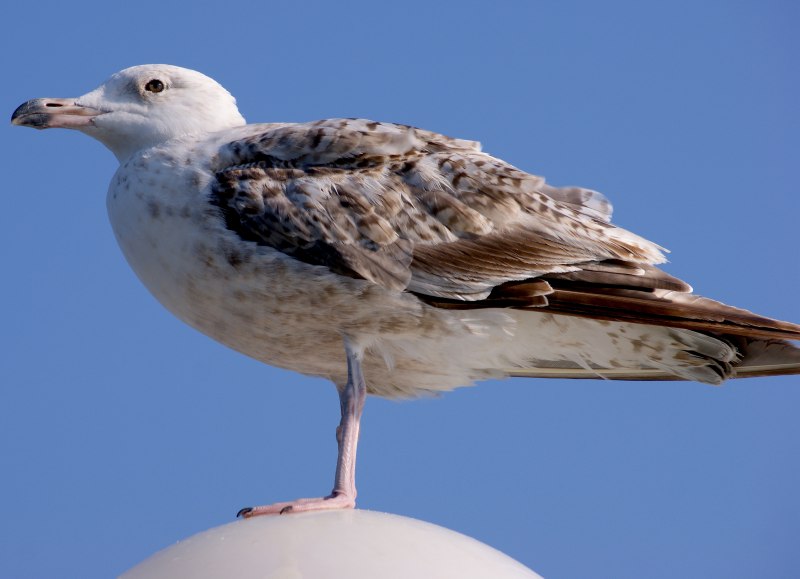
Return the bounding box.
[119,509,542,579]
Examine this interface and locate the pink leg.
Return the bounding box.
[237,340,367,517]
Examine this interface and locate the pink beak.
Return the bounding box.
[11,97,104,129]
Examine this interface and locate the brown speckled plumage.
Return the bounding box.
[209,119,665,299]
[207,118,800,366]
[14,64,800,516]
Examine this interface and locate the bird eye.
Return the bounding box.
[144,79,165,93]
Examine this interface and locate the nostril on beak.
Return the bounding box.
[46,102,64,107]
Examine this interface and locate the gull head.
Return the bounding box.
[11,64,247,162]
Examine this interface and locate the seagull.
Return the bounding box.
[12,64,800,517]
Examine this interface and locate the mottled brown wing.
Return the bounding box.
[209,118,800,344]
[210,118,665,298]
[210,120,428,290]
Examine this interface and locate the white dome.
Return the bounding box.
[120,510,542,579]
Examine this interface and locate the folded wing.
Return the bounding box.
[209,118,800,372]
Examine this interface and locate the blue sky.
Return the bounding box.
[2,1,798,577]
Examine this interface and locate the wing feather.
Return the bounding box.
[208,117,800,345]
[210,118,664,299]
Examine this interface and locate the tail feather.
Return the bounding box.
[507,337,800,382]
[728,338,800,379]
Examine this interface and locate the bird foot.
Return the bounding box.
[237,492,356,518]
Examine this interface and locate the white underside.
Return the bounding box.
[106,132,735,398]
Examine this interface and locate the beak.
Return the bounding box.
[11,97,105,129]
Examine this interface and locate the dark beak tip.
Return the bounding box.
[12,114,49,129]
[11,99,43,127]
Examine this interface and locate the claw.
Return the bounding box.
[236,507,253,519]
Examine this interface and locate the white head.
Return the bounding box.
[11,64,247,161]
